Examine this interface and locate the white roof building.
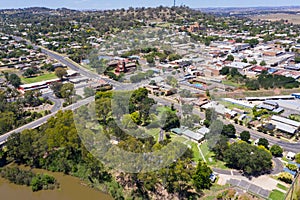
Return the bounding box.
[226,62,251,69]
[271,120,298,135]
[271,115,300,128]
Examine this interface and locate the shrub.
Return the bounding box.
[287,164,298,172]
[278,172,293,184]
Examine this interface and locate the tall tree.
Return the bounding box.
[9,74,21,88]
[240,131,250,142]
[193,160,212,191]
[55,67,67,80]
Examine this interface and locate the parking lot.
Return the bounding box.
[227,178,271,199]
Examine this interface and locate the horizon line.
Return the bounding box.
[0,5,300,11]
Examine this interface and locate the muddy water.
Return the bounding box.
[0,168,113,200]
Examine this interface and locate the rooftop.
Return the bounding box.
[272,115,300,128]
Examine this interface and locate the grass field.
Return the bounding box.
[21,73,57,84]
[200,142,228,169]
[268,189,285,200]
[145,128,160,141]
[251,13,300,24]
[276,183,288,191]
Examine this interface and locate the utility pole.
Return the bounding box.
[174,0,176,7]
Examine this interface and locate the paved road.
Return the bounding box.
[0,96,94,145]
[43,93,63,113]
[151,95,300,152]
[5,36,300,153]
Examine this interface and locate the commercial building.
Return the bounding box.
[19,78,61,93]
[270,115,300,134]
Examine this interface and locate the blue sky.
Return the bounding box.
[0,0,299,9]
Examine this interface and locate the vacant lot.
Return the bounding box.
[251,13,300,24]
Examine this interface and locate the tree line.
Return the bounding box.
[0,167,59,192]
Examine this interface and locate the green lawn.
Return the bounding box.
[268,189,285,200]
[171,135,189,143]
[156,106,175,114]
[190,141,201,161]
[276,183,288,191]
[21,73,58,84]
[200,142,228,169]
[145,128,160,141]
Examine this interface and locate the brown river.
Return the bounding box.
[0,167,113,200]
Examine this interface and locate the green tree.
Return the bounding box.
[211,135,229,160]
[129,88,155,124]
[192,160,212,190]
[55,67,67,80]
[224,142,272,175]
[168,53,182,61]
[220,67,230,75]
[287,164,298,172]
[205,108,216,121]
[226,55,234,61]
[242,58,248,63]
[250,59,257,65]
[278,172,293,184]
[83,87,94,98]
[162,110,180,131]
[60,83,74,100]
[9,74,21,88]
[240,131,250,142]
[257,138,269,149]
[50,82,63,98]
[260,60,266,66]
[222,124,236,138]
[23,68,39,78]
[182,104,193,116]
[270,145,283,157]
[295,153,300,164]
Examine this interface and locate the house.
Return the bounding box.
[225,109,238,119]
[197,127,210,135]
[182,129,204,142]
[171,127,205,142]
[115,60,136,73]
[226,62,251,70]
[144,85,160,95]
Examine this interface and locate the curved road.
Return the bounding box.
[0,96,94,145]
[43,93,63,113]
[4,36,300,153]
